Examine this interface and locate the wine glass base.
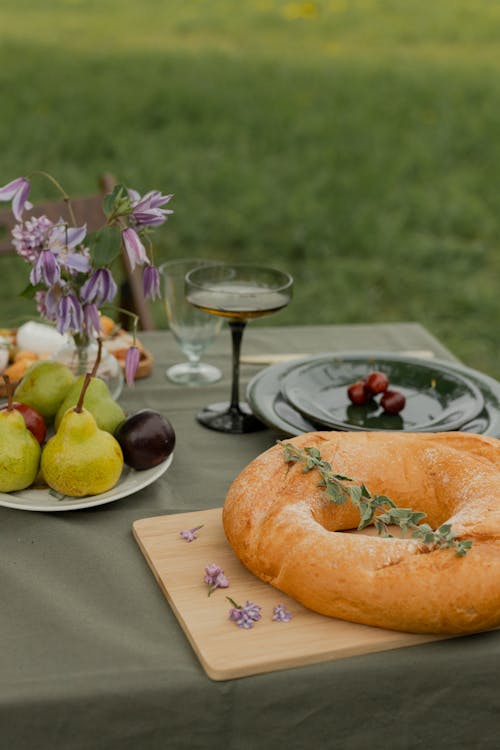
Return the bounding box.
[166,362,222,386]
[196,401,267,434]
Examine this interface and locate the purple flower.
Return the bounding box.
[57,293,84,334]
[227,598,262,629]
[83,303,102,337]
[29,250,60,286]
[180,524,203,542]
[272,604,293,623]
[36,286,64,321]
[60,251,91,275]
[204,563,229,596]
[45,286,64,317]
[12,215,54,262]
[80,268,118,306]
[122,227,149,270]
[0,177,32,221]
[48,221,87,252]
[47,222,90,274]
[3,173,173,362]
[142,264,160,301]
[129,189,174,227]
[125,345,141,386]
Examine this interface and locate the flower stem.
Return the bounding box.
[29,170,78,227]
[75,373,93,413]
[90,338,103,378]
[101,305,139,344]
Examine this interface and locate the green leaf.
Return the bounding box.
[19,282,45,299]
[325,481,347,505]
[455,540,473,557]
[358,501,374,529]
[103,183,128,218]
[360,483,372,499]
[306,447,321,459]
[89,225,122,267]
[333,473,354,482]
[417,523,433,534]
[375,494,396,509]
[348,485,362,504]
[437,523,453,538]
[376,510,393,525]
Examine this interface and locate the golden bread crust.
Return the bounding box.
[222,431,500,634]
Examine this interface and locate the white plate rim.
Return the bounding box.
[0,452,174,512]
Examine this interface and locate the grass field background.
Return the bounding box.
[1,0,499,377]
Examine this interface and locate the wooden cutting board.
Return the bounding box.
[132,508,451,681]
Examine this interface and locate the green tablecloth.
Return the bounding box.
[1,324,498,750]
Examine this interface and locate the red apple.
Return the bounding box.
[0,401,47,444]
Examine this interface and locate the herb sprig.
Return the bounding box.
[281,443,472,557]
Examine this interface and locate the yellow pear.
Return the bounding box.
[54,375,125,434]
[41,374,123,497]
[14,360,75,420]
[0,401,40,492]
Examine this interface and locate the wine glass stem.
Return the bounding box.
[229,320,246,411]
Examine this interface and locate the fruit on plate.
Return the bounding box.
[363,371,389,395]
[0,379,41,492]
[42,375,124,497]
[115,409,176,470]
[14,360,75,421]
[54,375,125,434]
[347,382,372,406]
[347,369,405,415]
[380,389,406,415]
[0,401,46,444]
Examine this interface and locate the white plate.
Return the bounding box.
[0,453,174,512]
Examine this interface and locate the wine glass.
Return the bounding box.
[185,263,293,433]
[160,259,223,385]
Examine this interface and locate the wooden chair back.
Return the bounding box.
[0,174,154,330]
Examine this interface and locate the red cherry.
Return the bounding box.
[347,382,372,406]
[380,390,406,415]
[1,402,47,444]
[364,371,389,395]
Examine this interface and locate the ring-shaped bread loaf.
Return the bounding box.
[223,431,500,634]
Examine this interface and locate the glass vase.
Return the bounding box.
[52,333,123,400]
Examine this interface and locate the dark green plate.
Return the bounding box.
[247,352,500,436]
[281,353,485,432]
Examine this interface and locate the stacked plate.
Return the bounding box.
[246,351,500,437]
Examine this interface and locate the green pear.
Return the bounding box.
[14,360,75,421]
[0,408,41,492]
[54,375,125,434]
[42,406,124,497]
